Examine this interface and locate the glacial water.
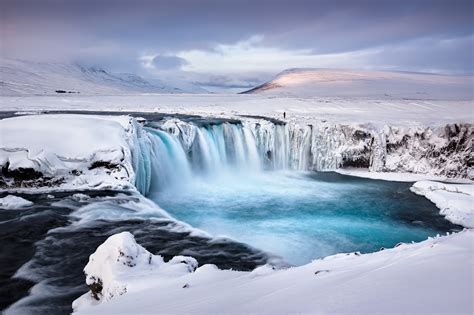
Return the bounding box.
[151,171,460,265]
[139,120,461,266]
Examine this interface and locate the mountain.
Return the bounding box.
[0,58,204,95]
[241,68,473,100]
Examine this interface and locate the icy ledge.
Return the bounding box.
[73,229,473,314]
[411,181,474,228]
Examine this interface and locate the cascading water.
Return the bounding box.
[130,118,461,266]
[134,120,291,194]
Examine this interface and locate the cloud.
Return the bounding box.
[150,55,189,70]
[1,0,472,91]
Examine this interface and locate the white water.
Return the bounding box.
[134,120,293,195]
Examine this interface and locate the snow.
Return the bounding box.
[411,181,474,228]
[73,229,474,314]
[0,195,33,209]
[243,68,473,101]
[0,114,137,191]
[1,94,472,127]
[73,232,198,310]
[336,168,473,183]
[0,58,203,96]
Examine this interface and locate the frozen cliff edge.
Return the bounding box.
[162,117,473,179]
[73,229,473,314]
[0,114,146,192]
[1,114,472,193]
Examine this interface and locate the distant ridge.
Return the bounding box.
[241,68,473,100]
[0,58,206,96]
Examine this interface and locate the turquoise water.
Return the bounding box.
[151,171,461,265]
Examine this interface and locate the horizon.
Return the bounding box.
[1,0,473,92]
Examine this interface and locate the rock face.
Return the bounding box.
[382,124,472,177]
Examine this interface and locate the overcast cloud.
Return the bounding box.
[1,0,472,89]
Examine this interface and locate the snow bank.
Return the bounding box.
[0,114,138,191]
[0,195,33,209]
[73,232,197,311]
[336,168,473,183]
[411,181,474,228]
[74,230,473,314]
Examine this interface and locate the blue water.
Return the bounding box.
[151,171,460,265]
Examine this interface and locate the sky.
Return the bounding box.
[1,0,473,91]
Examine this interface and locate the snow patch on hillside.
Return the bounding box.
[243,68,473,100]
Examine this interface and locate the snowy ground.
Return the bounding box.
[1,94,472,127]
[73,228,473,314]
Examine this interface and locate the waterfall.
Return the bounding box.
[131,117,472,195]
[131,118,379,195]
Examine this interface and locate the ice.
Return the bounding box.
[0,195,33,209]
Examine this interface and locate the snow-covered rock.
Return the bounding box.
[0,114,139,191]
[0,195,33,209]
[411,181,474,228]
[73,232,198,311]
[74,230,473,314]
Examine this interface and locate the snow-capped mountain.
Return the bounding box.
[242,68,473,100]
[0,58,204,95]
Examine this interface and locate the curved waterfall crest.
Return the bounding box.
[130,117,472,195]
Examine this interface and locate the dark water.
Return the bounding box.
[0,191,269,314]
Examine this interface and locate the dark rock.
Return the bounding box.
[88,277,103,301]
[2,162,43,181]
[314,270,330,275]
[89,161,119,171]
